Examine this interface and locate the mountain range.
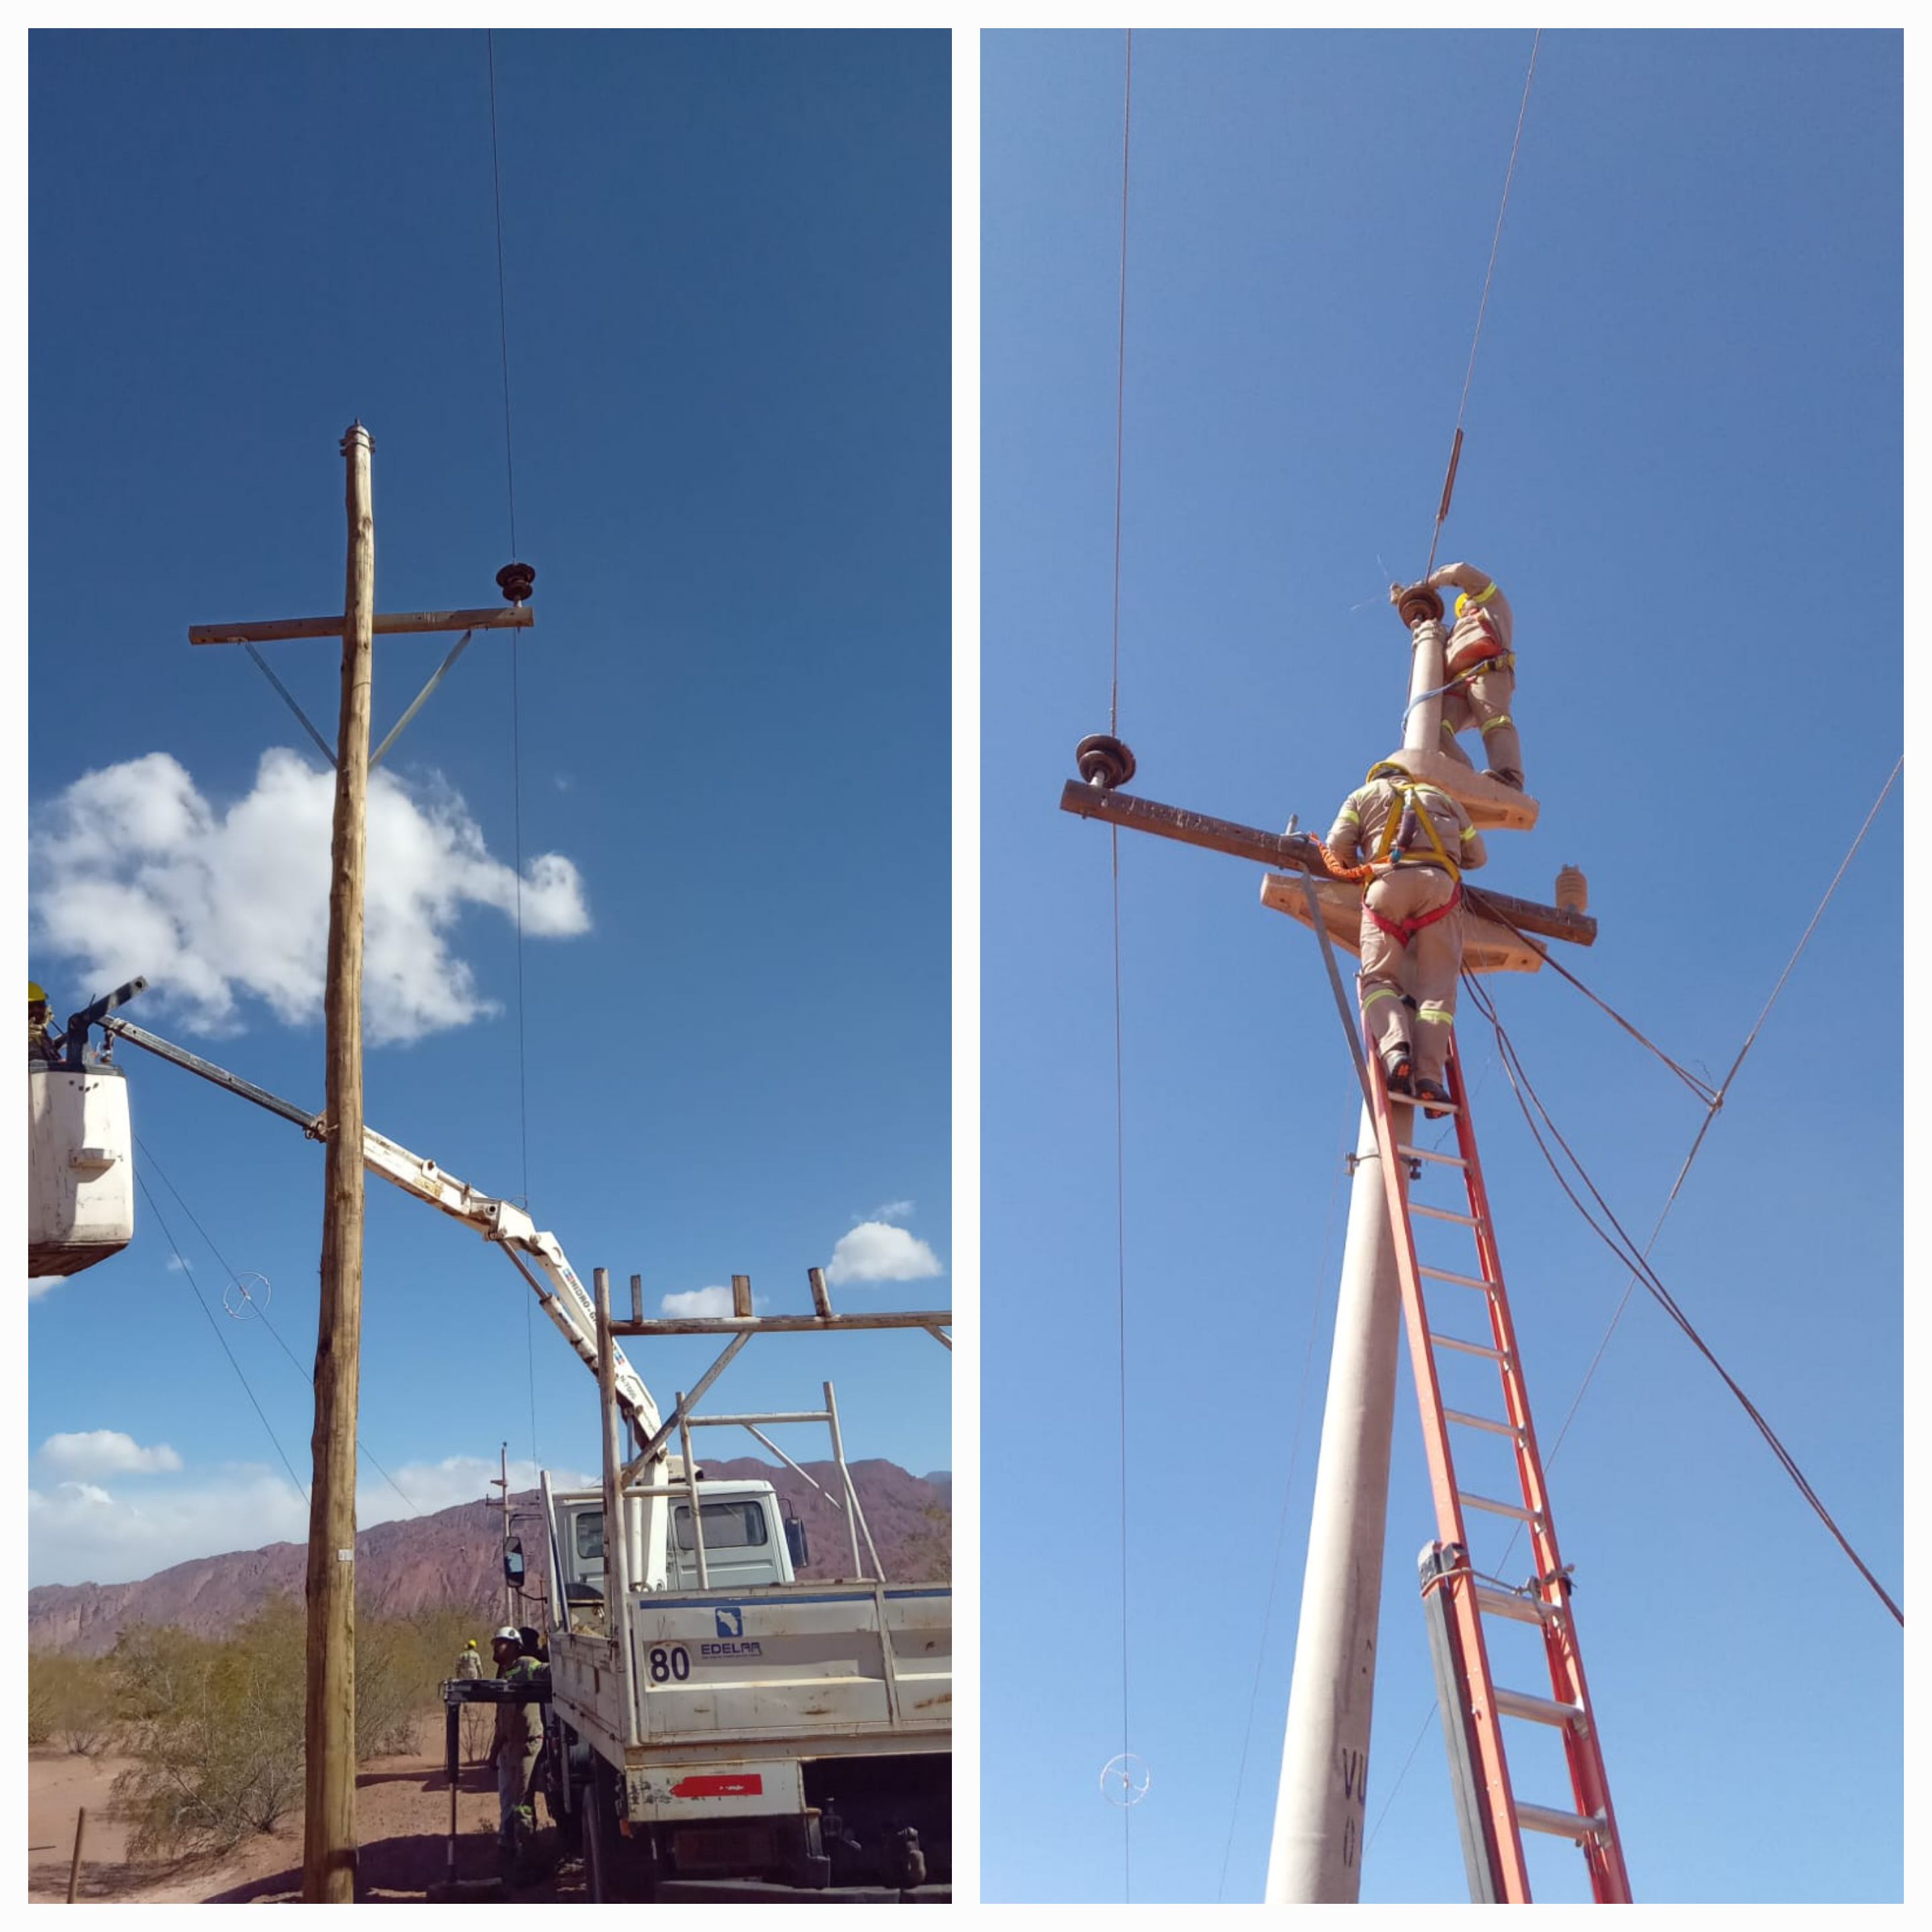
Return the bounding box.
[28,1458,950,1656]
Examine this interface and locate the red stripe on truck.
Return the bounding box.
[670,1774,764,1799]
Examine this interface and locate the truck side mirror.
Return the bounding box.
[784,1517,809,1570]
[504,1538,526,1587]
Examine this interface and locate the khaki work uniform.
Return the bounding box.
[1326,777,1487,1089]
[1436,579,1522,790]
[492,1658,545,1852]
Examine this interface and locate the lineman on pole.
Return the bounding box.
[1398,560,1523,791]
[1326,761,1487,1117]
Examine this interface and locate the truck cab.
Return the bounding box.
[554,1479,806,1612]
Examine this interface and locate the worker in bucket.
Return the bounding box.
[28,982,63,1065]
[1393,559,1523,790]
[488,1625,545,1876]
[1325,760,1487,1117]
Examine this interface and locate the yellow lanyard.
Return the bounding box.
[1372,782,1460,882]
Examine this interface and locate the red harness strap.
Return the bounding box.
[1366,882,1462,949]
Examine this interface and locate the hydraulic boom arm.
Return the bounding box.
[102,1015,663,1444]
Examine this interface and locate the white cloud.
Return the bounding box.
[868,1199,916,1223]
[366,1453,598,1521]
[40,1430,184,1479]
[28,1451,601,1589]
[29,749,590,1046]
[165,1255,193,1273]
[824,1222,943,1286]
[29,1276,64,1301]
[661,1286,736,1317]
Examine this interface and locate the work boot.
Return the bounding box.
[1482,767,1524,791]
[1413,1077,1452,1119]
[1383,1051,1415,1099]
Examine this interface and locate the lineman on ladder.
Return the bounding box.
[1398,560,1523,791]
[1326,762,1486,1117]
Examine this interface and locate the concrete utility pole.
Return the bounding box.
[1061,585,1578,1902]
[186,429,534,1902]
[1265,582,1453,1902]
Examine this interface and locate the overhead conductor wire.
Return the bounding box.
[1487,757,1902,1611]
[135,1165,309,1505]
[136,1134,423,1517]
[1423,31,1541,579]
[1104,26,1136,1902]
[486,28,539,1474]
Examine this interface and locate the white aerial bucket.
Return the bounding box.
[28,1061,135,1278]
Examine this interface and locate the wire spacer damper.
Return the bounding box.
[1075,733,1136,790]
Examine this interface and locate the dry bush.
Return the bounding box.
[110,1605,305,1858]
[105,1596,511,1856]
[28,1652,118,1755]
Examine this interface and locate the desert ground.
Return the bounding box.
[28,1720,586,1904]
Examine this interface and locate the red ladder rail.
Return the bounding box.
[1366,1034,1633,1903]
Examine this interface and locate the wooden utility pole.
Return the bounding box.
[186,428,534,1904]
[300,423,376,1902]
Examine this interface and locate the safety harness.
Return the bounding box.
[1365,775,1463,949]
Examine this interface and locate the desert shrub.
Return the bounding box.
[109,1602,305,1858]
[28,1653,58,1747]
[105,1597,513,1855]
[28,1652,118,1755]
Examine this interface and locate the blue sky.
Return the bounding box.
[983,28,1900,1907]
[25,30,952,1589]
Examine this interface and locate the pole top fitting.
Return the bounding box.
[1075,733,1136,790]
[340,422,373,453]
[496,561,536,604]
[1394,583,1445,628]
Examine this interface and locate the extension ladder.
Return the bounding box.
[1364,1034,1632,1904]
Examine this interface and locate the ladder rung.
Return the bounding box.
[1432,1334,1506,1362]
[1493,1684,1582,1727]
[1444,1407,1520,1439]
[1515,1801,1605,1842]
[1411,1201,1479,1228]
[1474,1582,1558,1625]
[1458,1489,1540,1524]
[1397,1142,1468,1168]
[1419,1263,1491,1291]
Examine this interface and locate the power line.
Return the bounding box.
[1424,30,1542,577]
[1535,755,1902,1470]
[1106,28,1136,1904]
[484,26,540,1475]
[1464,973,1901,1625]
[135,1168,309,1505]
[135,1133,422,1517]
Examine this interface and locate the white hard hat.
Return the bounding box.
[492,1625,521,1644]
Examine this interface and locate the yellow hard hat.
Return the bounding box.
[29,981,48,1005]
